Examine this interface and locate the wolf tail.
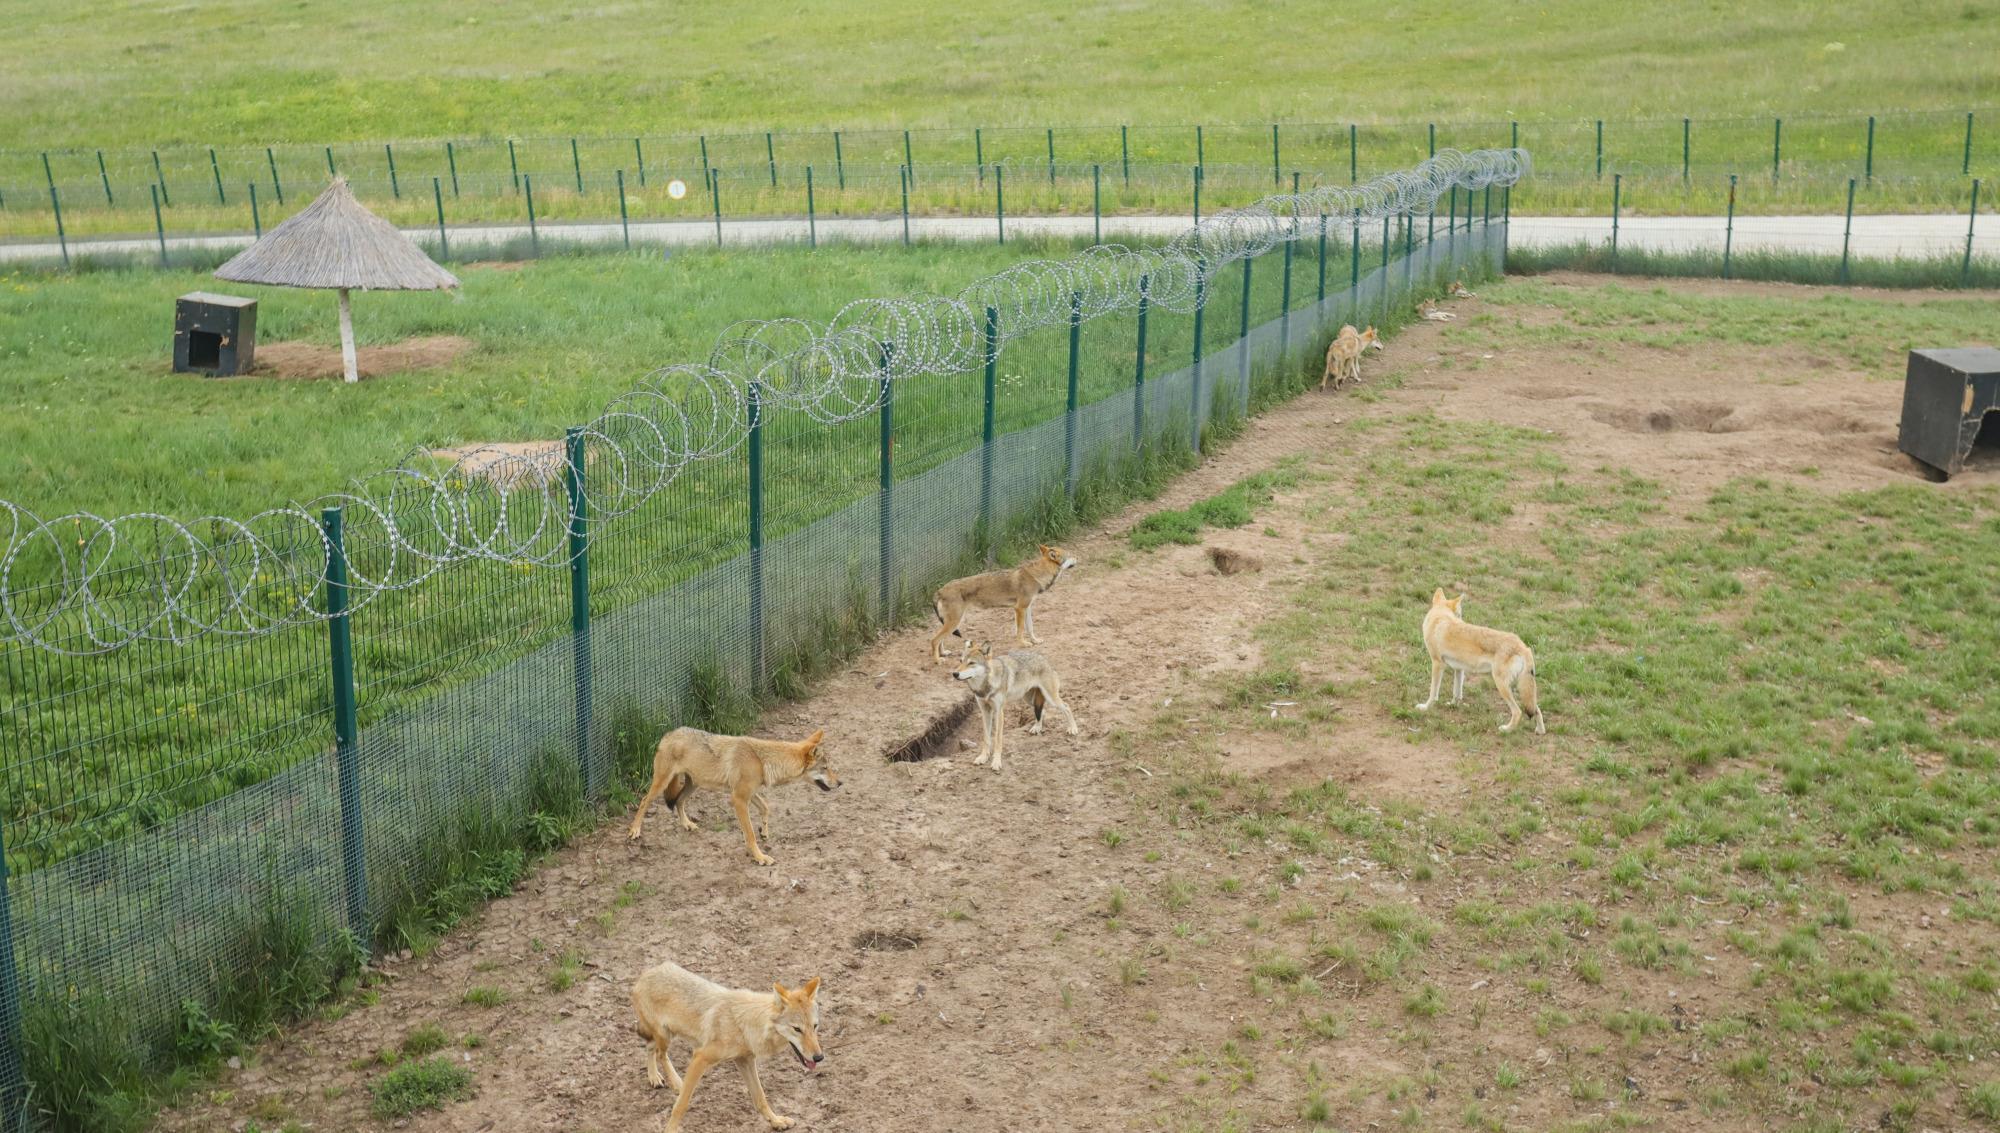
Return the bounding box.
[1029,688,1047,723]
[1516,656,1540,716]
[661,771,691,808]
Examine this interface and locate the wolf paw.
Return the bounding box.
[1028,722,1044,735]
[752,852,776,866]
[648,1067,665,1088]
[1414,702,1432,712]
[768,1118,795,1131]
[973,751,990,766]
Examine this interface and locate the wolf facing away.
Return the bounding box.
[1415,589,1545,734]
[626,727,839,864]
[632,959,823,1132]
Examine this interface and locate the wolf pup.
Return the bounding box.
[929,544,1078,662]
[632,959,823,1133]
[1415,589,1545,734]
[627,727,839,865]
[1322,325,1382,390]
[952,641,1080,772]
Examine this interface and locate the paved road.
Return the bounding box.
[1,212,1989,265]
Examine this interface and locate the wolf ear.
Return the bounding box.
[773,982,790,999]
[1431,587,1446,603]
[1452,592,1466,610]
[802,728,825,749]
[801,977,820,998]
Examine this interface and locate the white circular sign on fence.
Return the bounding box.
[667,178,688,200]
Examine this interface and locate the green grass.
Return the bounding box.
[1128,458,1305,549]
[1,0,1994,241]
[1512,239,2000,290]
[367,1056,475,1119]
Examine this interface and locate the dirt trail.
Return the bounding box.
[164,275,1975,1133]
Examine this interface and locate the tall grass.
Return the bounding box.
[1511,239,2000,290]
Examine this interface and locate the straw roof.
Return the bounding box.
[215,177,459,292]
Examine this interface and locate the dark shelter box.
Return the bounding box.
[174,292,257,376]
[1897,347,2000,480]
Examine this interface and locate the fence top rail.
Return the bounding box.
[0,149,1527,656]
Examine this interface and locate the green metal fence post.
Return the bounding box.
[980,306,999,565]
[1196,125,1205,169]
[1133,275,1149,450]
[1379,216,1390,322]
[1610,174,1622,273]
[1279,237,1294,398]
[433,177,448,256]
[37,151,54,204]
[1966,112,1976,177]
[834,131,844,190]
[1865,116,1876,183]
[995,164,1005,244]
[209,147,226,204]
[1772,117,1782,181]
[268,146,285,204]
[1233,253,1252,434]
[525,174,539,255]
[1092,164,1102,244]
[900,165,911,245]
[385,143,400,199]
[805,166,816,249]
[712,169,724,247]
[153,150,170,205]
[573,136,585,193]
[1430,122,1437,160]
[1193,164,1201,225]
[151,183,167,266]
[0,817,22,1133]
[1594,120,1603,179]
[765,132,776,188]
[564,426,594,799]
[1723,174,1737,279]
[1350,209,1361,311]
[1317,214,1328,303]
[634,137,646,187]
[1121,124,1131,185]
[48,186,67,270]
[1047,127,1056,186]
[1503,184,1511,261]
[1448,186,1458,260]
[699,135,711,190]
[975,128,985,187]
[1271,123,1281,187]
[1964,179,1980,286]
[878,342,895,620]
[747,383,765,695]
[507,139,519,191]
[617,169,630,249]
[1683,118,1690,181]
[321,506,369,940]
[249,182,262,238]
[903,129,914,186]
[96,149,113,205]
[1065,291,1082,500]
[1839,177,1856,283]
[1349,124,1358,184]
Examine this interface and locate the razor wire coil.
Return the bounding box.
[0,148,1527,655]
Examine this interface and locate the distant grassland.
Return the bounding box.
[2,0,1992,147]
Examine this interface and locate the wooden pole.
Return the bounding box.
[338,288,358,384]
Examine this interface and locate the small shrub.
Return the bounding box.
[369,1057,476,1118]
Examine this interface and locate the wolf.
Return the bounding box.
[929,544,1078,662]
[632,959,824,1133]
[627,727,839,864]
[1415,589,1545,734]
[952,642,1080,772]
[1322,325,1381,390]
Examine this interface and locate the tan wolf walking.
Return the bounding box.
[1415,589,1545,734]
[631,959,824,1133]
[1321,325,1381,390]
[627,727,839,865]
[952,642,1080,772]
[928,544,1078,662]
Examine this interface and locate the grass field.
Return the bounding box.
[2,1,1991,147]
[0,0,1994,241]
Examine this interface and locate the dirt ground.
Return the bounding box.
[162,273,1993,1133]
[240,334,474,380]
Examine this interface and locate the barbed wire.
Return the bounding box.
[0,148,1528,655]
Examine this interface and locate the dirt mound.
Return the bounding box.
[424,441,566,488]
[1588,400,1748,434]
[247,334,474,380]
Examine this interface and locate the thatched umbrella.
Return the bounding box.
[214,177,458,383]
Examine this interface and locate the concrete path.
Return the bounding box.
[1,212,1989,265]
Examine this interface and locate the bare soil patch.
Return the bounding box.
[160,276,1994,1133]
[424,440,566,488]
[244,334,474,380]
